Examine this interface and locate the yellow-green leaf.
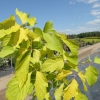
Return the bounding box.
[45,93,51,100]
[54,83,64,100]
[28,17,36,26]
[43,32,63,54]
[94,56,100,64]
[64,79,78,100]
[0,15,15,29]
[62,39,79,55]
[31,49,41,64]
[75,92,88,100]
[78,71,87,91]
[16,8,28,24]
[15,51,31,88]
[43,21,54,33]
[35,71,48,100]
[8,28,29,48]
[41,57,64,72]
[56,70,72,80]
[0,46,15,58]
[85,66,99,86]
[6,73,32,100]
[16,8,36,26]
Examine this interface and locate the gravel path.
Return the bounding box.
[0,42,100,100]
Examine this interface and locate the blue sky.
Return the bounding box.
[0,0,100,34]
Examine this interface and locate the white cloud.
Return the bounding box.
[77,0,98,4]
[92,2,100,8]
[91,9,100,16]
[69,2,75,4]
[59,26,100,34]
[86,19,100,25]
[59,18,100,34]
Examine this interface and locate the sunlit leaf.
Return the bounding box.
[94,56,100,64]
[64,79,78,100]
[31,49,41,64]
[41,57,64,72]
[0,46,15,58]
[75,92,88,100]
[54,83,64,100]
[33,27,43,38]
[43,32,63,54]
[64,52,78,65]
[45,93,51,100]
[56,70,72,80]
[85,66,99,86]
[43,21,53,33]
[6,73,32,100]
[16,8,36,26]
[35,71,48,100]
[62,39,79,55]
[78,71,87,91]
[0,15,15,29]
[15,51,31,88]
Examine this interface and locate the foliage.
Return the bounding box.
[0,9,99,100]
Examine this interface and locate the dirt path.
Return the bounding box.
[1,42,100,100]
[78,42,100,61]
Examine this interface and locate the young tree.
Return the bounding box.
[0,9,99,100]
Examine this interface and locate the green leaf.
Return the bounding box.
[45,93,51,100]
[78,71,87,91]
[62,39,79,55]
[0,19,20,35]
[75,92,88,100]
[27,17,36,26]
[41,57,64,72]
[43,32,63,54]
[85,66,99,86]
[0,15,15,29]
[54,83,64,100]
[16,8,36,26]
[16,8,28,24]
[64,52,78,65]
[94,56,100,64]
[0,46,15,58]
[56,70,72,80]
[8,28,29,48]
[35,71,48,100]
[15,51,31,88]
[6,73,32,100]
[31,49,41,64]
[33,27,43,38]
[0,31,6,39]
[64,79,78,100]
[43,21,53,33]
[2,35,12,46]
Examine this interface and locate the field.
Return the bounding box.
[74,38,100,47]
